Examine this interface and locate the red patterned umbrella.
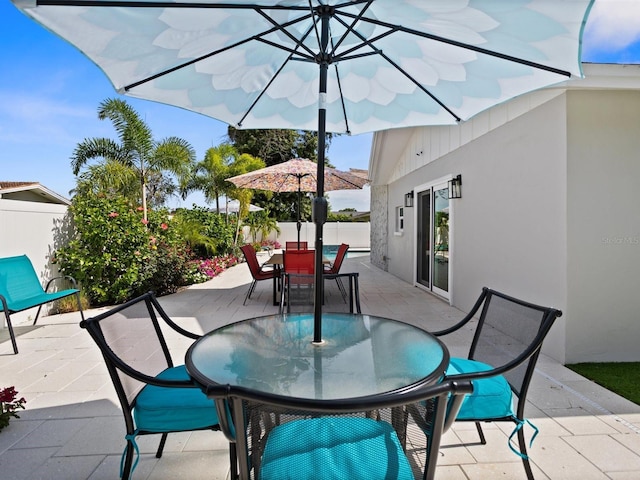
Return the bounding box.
[227,158,368,246]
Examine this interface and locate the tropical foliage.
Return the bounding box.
[55,194,239,306]
[70,98,195,219]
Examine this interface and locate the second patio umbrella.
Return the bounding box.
[227,158,369,248]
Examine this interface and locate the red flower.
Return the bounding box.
[108,212,118,218]
[141,219,149,225]
[160,223,168,230]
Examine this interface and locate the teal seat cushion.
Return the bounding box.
[133,365,218,432]
[260,417,413,480]
[447,358,514,420]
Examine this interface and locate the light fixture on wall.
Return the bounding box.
[404,191,414,207]
[448,174,462,199]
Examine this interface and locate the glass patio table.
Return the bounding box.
[185,312,449,479]
[185,313,449,479]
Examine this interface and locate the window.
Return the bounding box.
[395,206,404,233]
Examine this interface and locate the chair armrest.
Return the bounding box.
[43,274,79,292]
[431,287,488,337]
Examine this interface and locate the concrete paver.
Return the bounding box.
[1,255,639,479]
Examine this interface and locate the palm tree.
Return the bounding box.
[71,98,195,219]
[186,143,265,214]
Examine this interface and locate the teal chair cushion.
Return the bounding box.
[260,417,414,480]
[447,358,514,420]
[133,365,218,432]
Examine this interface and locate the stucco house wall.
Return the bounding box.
[565,89,640,363]
[369,64,640,364]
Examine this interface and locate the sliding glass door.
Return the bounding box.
[415,181,450,299]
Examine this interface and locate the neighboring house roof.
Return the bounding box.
[0,182,71,205]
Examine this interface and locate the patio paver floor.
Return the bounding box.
[1,255,639,479]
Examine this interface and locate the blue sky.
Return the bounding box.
[1,0,639,211]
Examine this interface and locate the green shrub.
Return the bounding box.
[172,206,237,257]
[55,194,183,306]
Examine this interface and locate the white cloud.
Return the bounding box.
[584,0,640,50]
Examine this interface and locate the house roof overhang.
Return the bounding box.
[368,63,640,186]
[0,182,71,205]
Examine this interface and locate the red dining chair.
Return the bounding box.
[324,243,349,302]
[281,250,315,312]
[240,244,277,305]
[285,241,308,250]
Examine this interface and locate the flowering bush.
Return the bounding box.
[184,254,240,284]
[0,387,26,432]
[55,194,186,305]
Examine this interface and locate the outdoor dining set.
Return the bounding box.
[78,250,562,480]
[5,0,592,478]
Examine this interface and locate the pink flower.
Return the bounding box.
[160,223,168,230]
[137,206,144,211]
[141,219,149,225]
[108,212,118,218]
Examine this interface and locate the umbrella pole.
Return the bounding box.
[312,7,331,344]
[297,179,301,248]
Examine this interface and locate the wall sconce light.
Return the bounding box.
[404,191,414,207]
[448,174,462,199]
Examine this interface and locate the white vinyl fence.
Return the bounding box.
[242,221,370,249]
[0,199,72,327]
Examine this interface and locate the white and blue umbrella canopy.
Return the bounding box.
[12,0,593,135]
[11,0,594,341]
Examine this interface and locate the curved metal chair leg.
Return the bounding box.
[156,432,168,458]
[121,442,135,480]
[517,425,535,480]
[475,422,487,444]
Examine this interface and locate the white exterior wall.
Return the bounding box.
[0,198,71,326]
[381,96,569,362]
[566,90,640,363]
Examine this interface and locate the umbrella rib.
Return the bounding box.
[339,11,573,78]
[237,21,316,127]
[331,14,461,122]
[329,0,375,56]
[36,0,311,9]
[255,7,317,60]
[121,8,313,91]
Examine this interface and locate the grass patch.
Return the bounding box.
[567,362,640,406]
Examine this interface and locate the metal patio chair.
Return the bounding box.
[280,249,315,313]
[432,287,562,480]
[80,292,235,480]
[206,379,472,480]
[285,241,308,250]
[240,244,277,305]
[323,243,349,302]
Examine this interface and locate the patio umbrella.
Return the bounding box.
[216,198,263,214]
[226,158,369,247]
[11,0,594,343]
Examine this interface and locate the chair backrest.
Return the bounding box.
[285,241,308,250]
[80,292,198,408]
[327,243,349,274]
[283,250,315,275]
[0,255,45,306]
[207,379,473,480]
[468,288,562,403]
[240,244,262,277]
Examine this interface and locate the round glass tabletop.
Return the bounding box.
[186,312,448,401]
